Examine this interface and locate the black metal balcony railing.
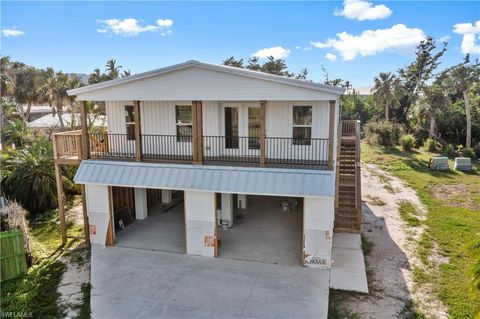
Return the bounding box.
[85,132,329,168]
[89,133,135,159]
[142,134,193,161]
[266,137,329,166]
[203,136,260,164]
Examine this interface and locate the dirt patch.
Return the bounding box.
[429,183,480,210]
[332,163,448,318]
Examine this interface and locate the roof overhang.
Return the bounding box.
[68,60,345,101]
[74,160,335,198]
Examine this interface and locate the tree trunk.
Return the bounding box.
[385,102,389,122]
[25,101,32,121]
[463,90,472,149]
[56,101,65,130]
[429,115,436,139]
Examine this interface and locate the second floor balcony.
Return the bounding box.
[53,130,332,170]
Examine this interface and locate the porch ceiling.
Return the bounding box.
[74,160,335,198]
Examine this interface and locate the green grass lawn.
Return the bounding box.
[1,208,85,319]
[362,142,480,318]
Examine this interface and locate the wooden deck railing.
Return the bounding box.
[52,130,83,162]
[341,120,358,136]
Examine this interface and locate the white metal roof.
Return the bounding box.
[74,160,335,198]
[28,113,106,129]
[67,60,344,101]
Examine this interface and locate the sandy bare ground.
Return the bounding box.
[58,202,91,319]
[335,164,448,318]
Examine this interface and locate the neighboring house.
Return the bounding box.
[53,60,361,270]
[28,113,106,137]
[18,105,54,122]
[345,85,374,96]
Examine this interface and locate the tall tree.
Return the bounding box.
[105,59,122,79]
[246,57,262,71]
[40,68,69,129]
[223,57,244,68]
[372,72,400,121]
[13,66,41,121]
[88,68,106,84]
[440,55,480,148]
[397,36,447,127]
[416,84,450,139]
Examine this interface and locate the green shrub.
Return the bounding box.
[462,148,476,159]
[423,138,438,152]
[364,120,404,147]
[443,144,455,158]
[400,134,416,152]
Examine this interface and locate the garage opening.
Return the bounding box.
[217,194,303,266]
[113,188,186,253]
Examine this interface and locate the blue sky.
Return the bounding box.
[1,1,479,86]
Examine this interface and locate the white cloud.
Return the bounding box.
[2,28,25,37]
[311,24,426,61]
[97,18,173,36]
[439,35,450,43]
[253,46,291,59]
[453,20,480,55]
[157,19,173,28]
[335,0,392,21]
[325,53,337,61]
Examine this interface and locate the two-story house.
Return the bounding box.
[53,60,361,270]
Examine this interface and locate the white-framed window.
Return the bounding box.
[292,105,312,145]
[124,105,135,141]
[175,105,192,142]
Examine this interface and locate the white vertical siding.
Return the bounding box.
[105,100,335,163]
[265,101,330,163]
[303,196,334,269]
[184,190,216,257]
[85,184,110,246]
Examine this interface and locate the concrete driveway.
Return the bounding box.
[91,246,330,319]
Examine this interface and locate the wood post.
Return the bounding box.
[133,100,142,161]
[259,100,267,167]
[106,186,115,246]
[54,166,67,245]
[192,100,203,164]
[328,100,336,169]
[80,185,90,246]
[80,101,90,159]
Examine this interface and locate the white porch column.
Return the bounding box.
[303,197,335,269]
[220,193,234,227]
[237,194,247,209]
[184,190,216,257]
[134,188,148,220]
[161,189,172,204]
[84,184,111,246]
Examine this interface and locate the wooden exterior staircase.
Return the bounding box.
[334,120,361,233]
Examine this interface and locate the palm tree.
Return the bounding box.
[1,138,74,214]
[1,119,34,147]
[105,59,122,79]
[12,66,41,121]
[416,84,450,139]
[88,68,104,84]
[441,55,480,148]
[372,72,400,122]
[41,69,69,130]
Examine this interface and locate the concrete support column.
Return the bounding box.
[237,194,247,209]
[220,193,234,227]
[303,197,334,269]
[161,190,172,204]
[84,184,111,247]
[184,191,216,257]
[134,188,148,220]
